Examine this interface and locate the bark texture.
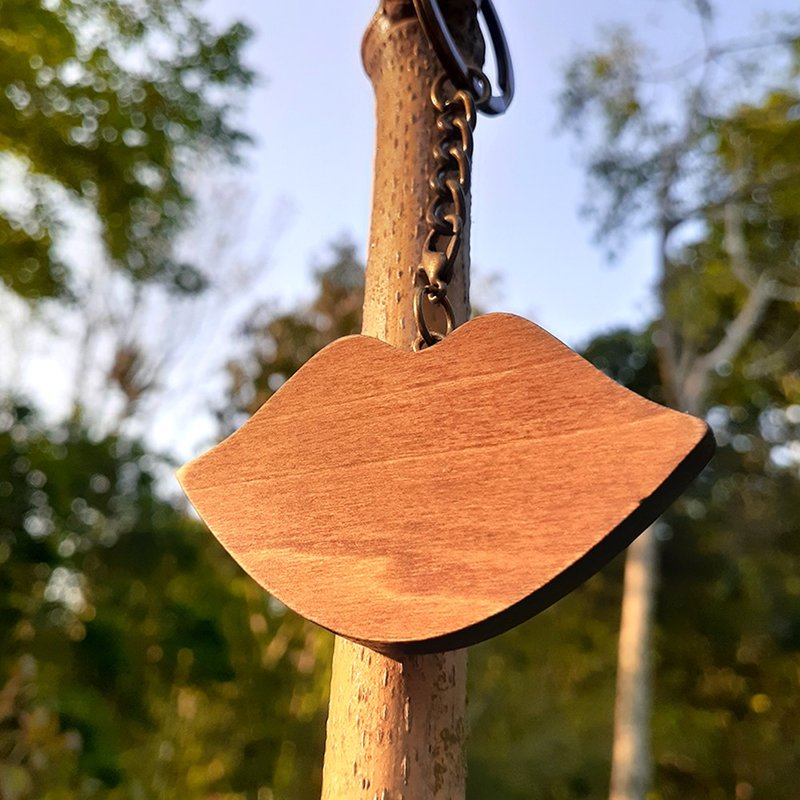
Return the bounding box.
[321,2,483,798]
[322,644,467,800]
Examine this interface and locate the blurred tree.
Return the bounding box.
[0,0,252,301]
[0,398,332,799]
[220,239,364,432]
[560,12,800,798]
[3,229,798,798]
[0,242,365,799]
[0,4,339,798]
[467,324,800,799]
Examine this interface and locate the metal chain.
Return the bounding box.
[413,74,481,351]
[411,0,513,349]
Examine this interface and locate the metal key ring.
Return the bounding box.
[412,0,514,116]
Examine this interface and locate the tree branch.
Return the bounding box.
[764,277,800,303]
[745,325,800,379]
[680,202,775,408]
[643,29,800,84]
[723,200,758,288]
[721,197,800,303]
[701,276,773,374]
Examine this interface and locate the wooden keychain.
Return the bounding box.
[179,3,714,655]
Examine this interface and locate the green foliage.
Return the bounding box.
[559,23,800,257]
[661,82,800,404]
[0,243,366,798]
[1,4,799,798]
[220,239,364,432]
[582,326,664,403]
[0,0,253,300]
[0,400,331,798]
[557,14,800,798]
[559,28,682,250]
[650,403,800,797]
[468,568,622,800]
[467,326,800,799]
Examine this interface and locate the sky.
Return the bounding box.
[7,0,797,465]
[199,0,797,347]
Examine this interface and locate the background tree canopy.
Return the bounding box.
[0,0,252,300]
[1,1,799,799]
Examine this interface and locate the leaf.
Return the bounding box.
[0,764,33,800]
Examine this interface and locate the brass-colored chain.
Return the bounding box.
[413,74,482,351]
[410,0,513,349]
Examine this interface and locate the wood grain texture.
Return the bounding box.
[319,6,476,797]
[178,312,715,653]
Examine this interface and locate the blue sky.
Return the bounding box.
[201,0,797,347]
[8,0,796,463]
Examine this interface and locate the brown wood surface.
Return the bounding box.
[319,5,476,796]
[322,642,466,800]
[178,312,715,653]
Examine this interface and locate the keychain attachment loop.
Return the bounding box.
[412,0,514,116]
[413,283,456,351]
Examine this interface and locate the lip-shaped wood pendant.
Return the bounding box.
[178,313,714,653]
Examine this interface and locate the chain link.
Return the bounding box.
[413,75,478,351]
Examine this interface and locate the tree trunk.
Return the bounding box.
[609,526,658,800]
[610,297,707,800]
[321,3,482,798]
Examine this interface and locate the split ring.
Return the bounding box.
[412,0,514,116]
